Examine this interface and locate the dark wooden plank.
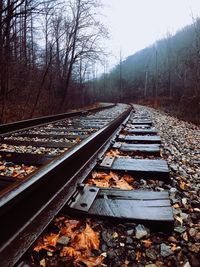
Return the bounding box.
[72,122,106,126]
[0,175,16,182]
[132,116,151,120]
[54,123,103,128]
[41,128,95,133]
[73,117,110,121]
[0,151,54,165]
[115,143,160,155]
[1,139,73,148]
[109,199,170,207]
[0,180,14,191]
[118,135,161,144]
[99,189,169,200]
[72,119,110,123]
[66,190,174,229]
[98,158,169,179]
[130,120,153,125]
[126,124,151,129]
[89,199,173,222]
[124,129,157,135]
[0,176,16,191]
[14,133,88,139]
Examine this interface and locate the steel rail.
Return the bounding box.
[0,103,115,135]
[0,106,132,267]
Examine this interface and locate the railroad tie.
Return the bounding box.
[66,109,173,231]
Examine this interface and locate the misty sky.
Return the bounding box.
[100,0,200,70]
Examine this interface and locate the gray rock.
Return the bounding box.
[183,262,191,267]
[135,224,148,239]
[170,165,178,172]
[146,248,157,260]
[180,212,189,221]
[189,228,198,237]
[126,229,134,235]
[191,200,200,208]
[174,226,186,234]
[125,236,133,244]
[128,250,136,261]
[57,236,70,246]
[170,187,177,194]
[102,230,117,248]
[107,250,116,260]
[101,243,107,251]
[160,243,174,257]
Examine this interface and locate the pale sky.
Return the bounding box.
[100,0,200,71]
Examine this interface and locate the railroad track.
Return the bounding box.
[0,103,130,266]
[0,103,117,191]
[0,104,175,266]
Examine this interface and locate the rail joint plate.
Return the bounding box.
[99,156,115,168]
[68,185,99,212]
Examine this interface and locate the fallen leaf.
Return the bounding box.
[142,239,152,248]
[72,223,100,251]
[136,250,142,262]
[174,215,183,225]
[87,171,134,190]
[112,232,118,238]
[40,259,46,267]
[87,178,109,188]
[179,181,186,190]
[113,178,133,190]
[182,231,188,241]
[43,233,59,247]
[170,243,177,251]
[75,255,105,267]
[60,246,81,257]
[106,149,121,157]
[60,219,80,238]
[76,137,81,142]
[33,233,59,252]
[0,165,6,171]
[123,174,135,183]
[173,203,180,209]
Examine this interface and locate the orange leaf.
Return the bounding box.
[60,219,80,238]
[123,174,135,183]
[87,179,109,188]
[34,242,49,253]
[76,137,81,142]
[179,181,186,190]
[173,203,180,209]
[136,251,142,262]
[106,150,120,157]
[170,243,177,252]
[44,233,59,247]
[182,231,188,241]
[60,246,81,258]
[75,255,105,267]
[72,223,100,251]
[112,178,133,190]
[142,239,152,248]
[0,165,6,171]
[34,233,59,252]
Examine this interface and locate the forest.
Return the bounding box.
[0,0,200,124]
[0,0,107,123]
[94,18,200,124]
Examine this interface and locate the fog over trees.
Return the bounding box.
[0,0,107,122]
[0,0,200,124]
[94,18,200,123]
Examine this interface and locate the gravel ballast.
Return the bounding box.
[22,105,200,267]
